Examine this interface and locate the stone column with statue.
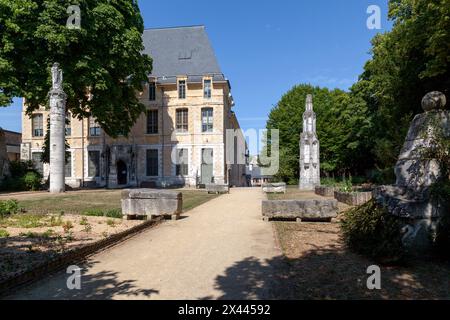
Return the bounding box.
[49,63,67,193]
[299,94,320,190]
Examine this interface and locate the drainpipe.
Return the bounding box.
[161,87,165,184]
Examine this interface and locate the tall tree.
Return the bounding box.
[0,0,152,137]
[354,0,450,171]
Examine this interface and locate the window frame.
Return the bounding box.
[203,79,212,99]
[146,109,159,134]
[32,114,44,137]
[65,114,72,137]
[175,148,189,176]
[88,150,100,178]
[201,107,214,133]
[149,81,156,101]
[89,117,101,137]
[178,79,186,99]
[146,149,159,177]
[65,151,72,178]
[176,108,189,133]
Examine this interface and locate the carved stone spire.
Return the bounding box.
[299,94,320,190]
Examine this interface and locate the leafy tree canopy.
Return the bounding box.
[0,0,152,137]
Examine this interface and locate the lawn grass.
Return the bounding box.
[267,186,331,201]
[14,189,219,215]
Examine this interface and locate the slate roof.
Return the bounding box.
[142,26,227,84]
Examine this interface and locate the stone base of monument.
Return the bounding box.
[121,189,182,221]
[262,183,287,194]
[334,190,373,206]
[315,186,335,197]
[206,184,230,194]
[262,199,338,222]
[374,185,442,253]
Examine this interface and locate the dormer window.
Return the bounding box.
[204,79,212,99]
[178,80,186,99]
[149,82,156,101]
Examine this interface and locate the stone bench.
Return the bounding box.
[206,184,229,194]
[262,199,338,222]
[315,186,335,197]
[262,182,287,194]
[121,189,182,220]
[334,190,373,206]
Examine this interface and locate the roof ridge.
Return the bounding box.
[143,25,205,31]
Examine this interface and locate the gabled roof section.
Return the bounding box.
[142,25,226,84]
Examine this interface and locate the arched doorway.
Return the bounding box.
[117,160,128,185]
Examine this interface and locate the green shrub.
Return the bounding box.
[82,209,104,217]
[338,179,353,193]
[23,172,42,191]
[341,200,404,263]
[0,229,9,238]
[105,209,123,219]
[0,199,20,218]
[9,160,32,178]
[0,161,42,192]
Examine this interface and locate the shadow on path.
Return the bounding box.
[208,247,450,300]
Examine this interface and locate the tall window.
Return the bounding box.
[146,149,159,177]
[149,82,156,101]
[147,110,158,134]
[176,109,188,132]
[175,149,189,176]
[32,114,44,137]
[31,152,43,175]
[89,117,101,137]
[65,152,72,178]
[88,151,100,177]
[178,80,186,99]
[204,79,212,99]
[201,108,213,132]
[65,114,71,136]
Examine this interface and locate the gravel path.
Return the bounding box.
[6,188,283,300]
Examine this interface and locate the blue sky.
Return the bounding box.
[0,0,391,143]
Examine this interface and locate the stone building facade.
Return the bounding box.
[1,129,21,161]
[20,26,247,189]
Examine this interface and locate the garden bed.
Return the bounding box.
[0,189,219,294]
